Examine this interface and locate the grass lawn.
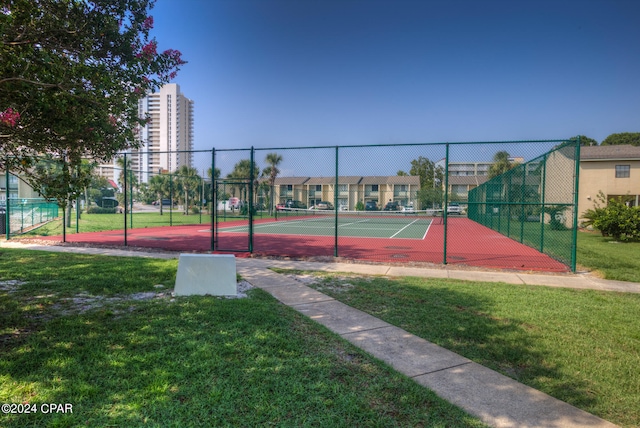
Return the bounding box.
[21,208,272,236]
[0,249,485,427]
[274,269,640,427]
[576,230,640,282]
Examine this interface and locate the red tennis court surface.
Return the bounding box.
[33,217,569,272]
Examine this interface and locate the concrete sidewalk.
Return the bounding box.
[236,258,621,428]
[2,241,631,427]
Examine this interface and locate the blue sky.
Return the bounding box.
[150,0,640,156]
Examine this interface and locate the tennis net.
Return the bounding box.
[274,208,438,225]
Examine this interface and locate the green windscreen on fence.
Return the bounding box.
[467,140,580,270]
[2,198,59,236]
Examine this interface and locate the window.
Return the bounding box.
[615,165,630,178]
[371,184,378,191]
[315,185,322,191]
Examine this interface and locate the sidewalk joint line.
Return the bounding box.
[339,325,393,336]
[410,361,473,378]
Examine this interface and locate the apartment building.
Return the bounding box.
[436,157,523,202]
[98,84,194,186]
[0,172,40,202]
[267,175,420,210]
[579,145,640,213]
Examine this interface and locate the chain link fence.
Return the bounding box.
[467,141,580,268]
[1,197,59,236]
[3,139,579,271]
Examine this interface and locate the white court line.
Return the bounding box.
[338,219,370,228]
[220,217,432,239]
[422,219,433,240]
[389,219,419,238]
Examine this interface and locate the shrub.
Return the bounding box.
[542,205,569,230]
[581,192,640,241]
[86,206,119,214]
[355,201,364,211]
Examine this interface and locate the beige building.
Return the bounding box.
[0,172,40,202]
[446,176,489,202]
[579,145,640,217]
[268,175,420,210]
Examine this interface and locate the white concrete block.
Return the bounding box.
[174,254,237,296]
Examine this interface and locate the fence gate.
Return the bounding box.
[213,178,252,252]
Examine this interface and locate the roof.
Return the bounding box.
[305,176,363,185]
[580,145,640,161]
[273,177,309,185]
[385,176,420,185]
[273,176,419,185]
[359,176,420,185]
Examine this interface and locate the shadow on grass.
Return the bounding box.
[307,275,600,413]
[0,287,486,427]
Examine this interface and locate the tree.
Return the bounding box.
[396,170,408,176]
[601,133,640,147]
[175,165,200,215]
[417,187,443,210]
[208,167,221,182]
[115,155,138,209]
[32,155,96,225]
[263,152,282,213]
[488,151,514,178]
[0,0,186,210]
[409,156,442,188]
[207,166,221,209]
[227,159,259,202]
[574,135,598,146]
[148,173,170,215]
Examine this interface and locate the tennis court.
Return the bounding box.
[12,139,579,272]
[220,209,434,239]
[29,212,570,271]
[209,210,570,272]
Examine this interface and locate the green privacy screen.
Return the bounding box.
[467,140,580,271]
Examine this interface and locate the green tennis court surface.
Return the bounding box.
[220,210,434,239]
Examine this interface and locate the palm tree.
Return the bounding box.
[205,167,221,212]
[115,155,139,210]
[264,152,282,213]
[488,151,514,178]
[228,159,259,202]
[175,165,200,215]
[148,173,171,215]
[115,156,138,191]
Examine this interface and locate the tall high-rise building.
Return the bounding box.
[134,83,194,183]
[99,83,194,186]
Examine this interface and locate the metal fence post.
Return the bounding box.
[211,148,216,251]
[520,167,526,243]
[4,169,8,240]
[540,153,547,253]
[169,171,173,227]
[334,146,339,258]
[129,168,133,229]
[249,147,254,253]
[123,153,128,246]
[571,137,581,272]
[443,143,449,265]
